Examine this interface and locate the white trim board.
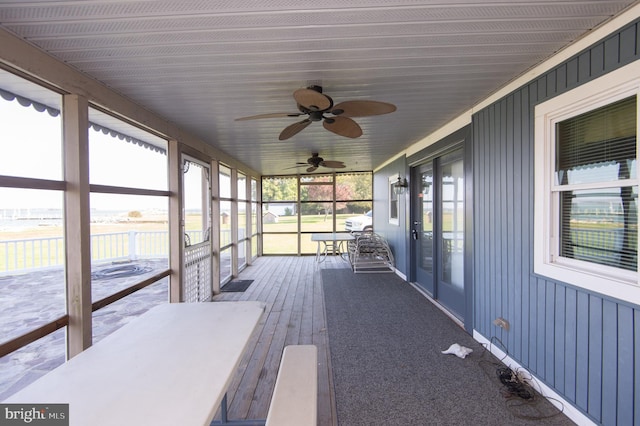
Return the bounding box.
[473,331,595,426]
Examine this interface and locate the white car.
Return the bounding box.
[344,210,373,232]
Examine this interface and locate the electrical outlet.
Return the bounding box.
[493,317,510,331]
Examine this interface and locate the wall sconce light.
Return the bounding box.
[393,175,409,195]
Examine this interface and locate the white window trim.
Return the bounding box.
[389,174,400,225]
[534,60,640,305]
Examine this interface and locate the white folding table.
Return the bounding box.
[311,232,356,262]
[4,301,265,426]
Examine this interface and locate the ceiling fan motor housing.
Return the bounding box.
[308,154,323,166]
[297,97,334,116]
[308,111,325,121]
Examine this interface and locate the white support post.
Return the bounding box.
[168,139,183,302]
[230,167,238,277]
[63,94,92,358]
[210,161,221,294]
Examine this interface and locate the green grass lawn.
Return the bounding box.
[262,213,353,254]
[0,213,359,269]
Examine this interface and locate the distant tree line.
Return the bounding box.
[262,174,372,215]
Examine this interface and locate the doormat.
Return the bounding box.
[221,280,253,292]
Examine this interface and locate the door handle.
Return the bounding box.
[413,221,421,226]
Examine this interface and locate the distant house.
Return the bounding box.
[264,203,295,216]
[220,212,229,225]
[262,211,279,224]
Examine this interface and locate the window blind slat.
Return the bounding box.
[556,95,637,272]
[556,96,636,185]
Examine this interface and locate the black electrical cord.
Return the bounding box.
[496,365,535,399]
[477,337,565,421]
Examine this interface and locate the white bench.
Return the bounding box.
[265,345,318,426]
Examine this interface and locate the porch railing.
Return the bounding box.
[0,230,224,274]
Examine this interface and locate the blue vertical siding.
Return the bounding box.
[373,156,408,275]
[617,305,634,425]
[634,312,640,425]
[575,291,589,410]
[472,20,640,425]
[588,297,604,421]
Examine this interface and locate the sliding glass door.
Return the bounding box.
[412,147,465,319]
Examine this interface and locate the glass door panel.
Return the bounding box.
[437,150,465,316]
[440,151,464,289]
[411,147,465,320]
[413,164,434,294]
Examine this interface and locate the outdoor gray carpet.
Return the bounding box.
[321,268,573,426]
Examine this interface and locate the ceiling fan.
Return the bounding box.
[289,153,346,173]
[235,85,396,140]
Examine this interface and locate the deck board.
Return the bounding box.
[213,255,343,426]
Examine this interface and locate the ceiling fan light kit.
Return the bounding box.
[236,85,396,140]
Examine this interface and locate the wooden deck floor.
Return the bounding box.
[213,255,346,426]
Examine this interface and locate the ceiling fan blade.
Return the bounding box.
[331,100,397,117]
[321,160,346,169]
[306,166,318,173]
[235,112,302,121]
[283,164,309,170]
[323,116,362,138]
[293,88,332,111]
[279,119,312,140]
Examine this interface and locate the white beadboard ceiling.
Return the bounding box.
[0,1,637,175]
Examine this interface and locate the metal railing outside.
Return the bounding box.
[0,230,225,274]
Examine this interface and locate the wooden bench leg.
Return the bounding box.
[210,394,266,426]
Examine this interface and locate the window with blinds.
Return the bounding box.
[555,95,637,271]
